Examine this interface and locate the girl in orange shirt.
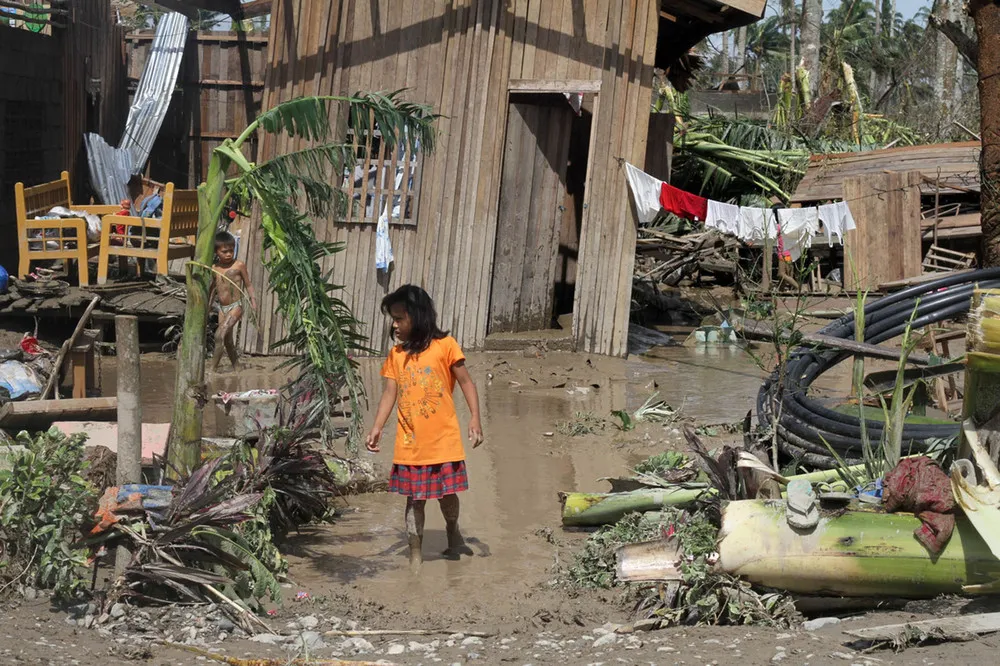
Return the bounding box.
[365,285,483,571]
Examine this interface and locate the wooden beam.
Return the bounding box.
[0,397,118,430]
[508,79,602,93]
[739,319,933,365]
[127,32,269,43]
[240,0,272,18]
[146,0,243,18]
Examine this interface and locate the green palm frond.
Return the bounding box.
[254,90,437,157]
[227,92,436,450]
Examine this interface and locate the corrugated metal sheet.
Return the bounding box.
[86,12,189,204]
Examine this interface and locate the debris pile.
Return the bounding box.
[634,228,739,289]
[561,273,1000,652]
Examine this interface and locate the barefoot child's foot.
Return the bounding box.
[443,523,475,559]
[408,534,423,573]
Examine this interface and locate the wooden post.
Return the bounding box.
[114,315,141,577]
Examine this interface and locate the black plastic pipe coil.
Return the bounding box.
[756,268,1000,469]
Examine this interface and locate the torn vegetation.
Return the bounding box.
[566,505,798,629]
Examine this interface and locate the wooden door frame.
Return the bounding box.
[485,85,601,340]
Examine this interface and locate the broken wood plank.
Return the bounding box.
[844,611,1000,642]
[41,296,100,400]
[879,268,976,291]
[739,319,932,364]
[0,397,118,430]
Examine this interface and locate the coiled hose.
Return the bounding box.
[756,268,1000,469]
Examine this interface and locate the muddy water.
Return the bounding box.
[100,354,293,437]
[97,345,822,624]
[281,346,782,623]
[630,346,766,423]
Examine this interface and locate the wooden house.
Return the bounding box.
[235,0,765,357]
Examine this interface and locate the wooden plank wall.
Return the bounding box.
[0,0,126,270]
[126,32,269,188]
[63,0,129,201]
[240,0,657,357]
[843,171,923,290]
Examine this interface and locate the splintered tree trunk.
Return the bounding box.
[936,0,959,129]
[165,151,227,476]
[800,0,821,97]
[721,30,730,77]
[973,0,1000,266]
[736,26,747,77]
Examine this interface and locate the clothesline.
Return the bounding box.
[624,163,856,262]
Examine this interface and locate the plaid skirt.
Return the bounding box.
[389,461,469,500]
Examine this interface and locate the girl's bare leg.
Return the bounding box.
[440,494,473,558]
[405,497,426,572]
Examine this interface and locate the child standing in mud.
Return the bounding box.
[365,285,483,572]
[210,231,256,372]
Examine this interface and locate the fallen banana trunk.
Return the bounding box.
[718,500,1000,597]
[561,464,867,527]
[561,486,710,526]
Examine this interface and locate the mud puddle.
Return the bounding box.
[99,353,293,436]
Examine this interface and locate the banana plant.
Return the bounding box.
[165,92,436,475]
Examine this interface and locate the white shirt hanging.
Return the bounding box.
[624,163,664,225]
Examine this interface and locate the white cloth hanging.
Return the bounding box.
[737,207,777,243]
[818,201,857,246]
[624,162,664,225]
[705,200,740,236]
[375,198,394,271]
[776,207,820,261]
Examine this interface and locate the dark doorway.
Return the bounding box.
[488,93,592,336]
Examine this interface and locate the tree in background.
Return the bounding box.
[800,0,822,97]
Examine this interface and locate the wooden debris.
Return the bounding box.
[634,229,739,287]
[0,397,117,430]
[843,611,1000,643]
[41,296,100,400]
[322,629,494,638]
[738,319,933,364]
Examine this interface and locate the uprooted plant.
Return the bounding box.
[566,506,798,628]
[89,425,342,629]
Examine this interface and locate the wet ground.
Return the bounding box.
[0,341,985,664]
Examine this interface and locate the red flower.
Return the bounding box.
[229,210,237,220]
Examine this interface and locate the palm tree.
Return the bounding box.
[744,16,790,88]
[165,93,436,475]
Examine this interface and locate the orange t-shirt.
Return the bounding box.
[381,336,466,466]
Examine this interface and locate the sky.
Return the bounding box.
[814,0,930,19]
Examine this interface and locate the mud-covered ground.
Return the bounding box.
[0,343,986,664]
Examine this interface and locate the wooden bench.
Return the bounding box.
[96,182,199,285]
[15,171,121,286]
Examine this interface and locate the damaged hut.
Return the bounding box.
[236,0,765,358]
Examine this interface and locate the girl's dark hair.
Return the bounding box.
[381,284,447,354]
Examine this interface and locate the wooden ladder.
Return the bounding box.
[922,244,976,274]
